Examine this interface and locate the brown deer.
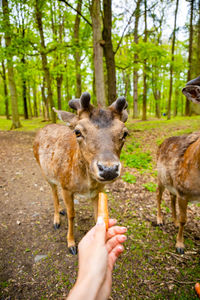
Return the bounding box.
[33,92,128,254]
[156,75,200,254]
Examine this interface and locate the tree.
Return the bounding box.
[133,0,142,118]
[142,0,148,121]
[89,0,106,107]
[167,0,179,120]
[2,0,21,129]
[102,0,116,105]
[35,0,56,122]
[185,0,194,116]
[73,0,82,98]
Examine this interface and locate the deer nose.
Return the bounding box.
[97,163,120,181]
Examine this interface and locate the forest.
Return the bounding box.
[1,1,200,299]
[0,0,200,129]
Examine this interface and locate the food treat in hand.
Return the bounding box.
[98,192,109,230]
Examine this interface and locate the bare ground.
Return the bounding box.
[0,128,199,300]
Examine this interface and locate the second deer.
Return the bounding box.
[156,75,200,254]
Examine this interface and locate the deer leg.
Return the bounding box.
[62,189,77,255]
[176,197,188,254]
[156,182,164,225]
[170,193,178,227]
[50,183,61,229]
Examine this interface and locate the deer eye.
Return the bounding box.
[74,129,82,138]
[122,130,129,140]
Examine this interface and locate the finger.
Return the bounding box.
[94,216,106,245]
[108,219,117,227]
[106,234,127,253]
[106,226,127,241]
[108,244,124,271]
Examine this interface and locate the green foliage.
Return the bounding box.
[122,172,136,184]
[143,182,157,192]
[121,144,152,170]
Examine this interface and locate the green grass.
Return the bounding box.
[0,116,52,131]
[143,181,157,192]
[122,172,137,184]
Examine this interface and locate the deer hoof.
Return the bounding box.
[59,209,66,216]
[176,247,184,254]
[54,223,60,229]
[69,246,77,255]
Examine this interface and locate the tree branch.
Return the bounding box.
[58,0,92,27]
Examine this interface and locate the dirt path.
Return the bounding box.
[0,129,199,299]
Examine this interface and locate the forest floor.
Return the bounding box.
[0,116,200,299]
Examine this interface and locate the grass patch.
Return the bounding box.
[143,182,157,192]
[122,172,137,184]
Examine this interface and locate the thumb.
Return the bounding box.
[94,216,106,245]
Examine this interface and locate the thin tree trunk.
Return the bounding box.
[74,0,82,98]
[197,0,200,74]
[41,76,49,120]
[27,81,32,119]
[2,0,21,129]
[21,55,29,119]
[167,0,179,120]
[33,82,38,117]
[35,0,56,122]
[133,0,142,118]
[90,0,106,107]
[185,0,194,116]
[142,0,147,121]
[102,0,116,105]
[1,60,10,119]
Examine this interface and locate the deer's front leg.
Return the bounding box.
[62,189,77,255]
[176,197,188,254]
[156,182,164,225]
[50,183,61,229]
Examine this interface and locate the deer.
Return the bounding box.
[156,75,200,254]
[33,92,128,254]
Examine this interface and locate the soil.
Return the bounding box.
[0,129,199,300]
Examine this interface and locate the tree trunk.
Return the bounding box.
[167,0,179,120]
[21,55,29,119]
[142,0,147,121]
[1,60,10,119]
[197,0,200,75]
[33,82,38,117]
[41,76,49,120]
[2,0,21,129]
[90,0,106,107]
[133,0,142,118]
[35,0,56,122]
[185,0,194,116]
[102,0,116,105]
[74,0,82,98]
[27,81,32,119]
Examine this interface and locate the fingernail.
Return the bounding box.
[97,216,105,226]
[121,235,127,241]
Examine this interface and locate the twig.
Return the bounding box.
[58,0,92,27]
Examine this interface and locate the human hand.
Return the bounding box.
[67,218,127,300]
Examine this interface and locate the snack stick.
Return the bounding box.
[98,192,109,230]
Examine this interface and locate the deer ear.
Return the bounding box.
[80,92,91,110]
[52,108,78,127]
[182,85,200,104]
[109,96,128,122]
[69,99,81,111]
